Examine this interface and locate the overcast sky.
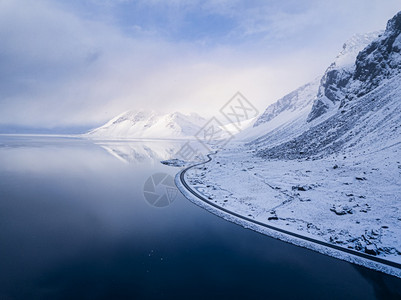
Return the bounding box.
[0,0,400,130]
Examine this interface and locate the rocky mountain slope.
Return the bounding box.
[238,31,380,146]
[307,31,382,122]
[256,12,401,159]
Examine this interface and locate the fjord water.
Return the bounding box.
[0,136,400,299]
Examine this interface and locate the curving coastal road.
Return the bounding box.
[176,152,401,276]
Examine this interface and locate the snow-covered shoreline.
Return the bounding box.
[175,151,401,278]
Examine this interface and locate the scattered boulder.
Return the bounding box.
[292,185,312,191]
[365,244,378,255]
[330,204,353,215]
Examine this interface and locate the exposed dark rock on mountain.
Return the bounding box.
[253,11,401,160]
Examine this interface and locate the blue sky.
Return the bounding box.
[0,0,400,130]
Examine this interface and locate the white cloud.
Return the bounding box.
[0,0,400,129]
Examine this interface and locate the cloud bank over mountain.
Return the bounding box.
[0,0,400,131]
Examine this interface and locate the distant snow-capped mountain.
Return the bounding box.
[86,110,207,139]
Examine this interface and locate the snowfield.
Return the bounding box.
[180,142,400,276]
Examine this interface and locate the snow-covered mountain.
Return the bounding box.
[255,12,401,159]
[86,110,207,139]
[307,31,382,122]
[237,31,380,144]
[237,77,321,143]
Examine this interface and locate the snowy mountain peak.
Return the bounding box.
[349,12,401,99]
[103,110,157,127]
[253,78,320,128]
[307,32,381,122]
[86,110,206,139]
[386,10,401,33]
[333,32,383,69]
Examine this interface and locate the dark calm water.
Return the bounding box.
[0,136,400,300]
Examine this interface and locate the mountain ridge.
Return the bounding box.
[254,11,401,159]
[238,31,380,145]
[86,110,207,139]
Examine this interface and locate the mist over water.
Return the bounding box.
[0,136,399,299]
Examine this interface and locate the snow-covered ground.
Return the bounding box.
[183,142,400,264]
